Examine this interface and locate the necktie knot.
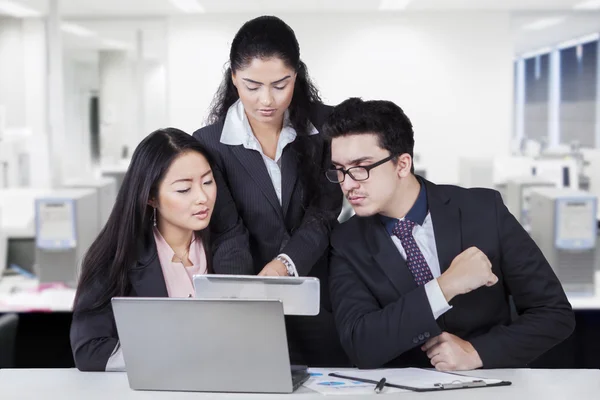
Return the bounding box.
[392,219,415,239]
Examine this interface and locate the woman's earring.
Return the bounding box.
[153,208,157,227]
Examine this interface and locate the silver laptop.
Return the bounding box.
[193,275,320,316]
[111,297,309,393]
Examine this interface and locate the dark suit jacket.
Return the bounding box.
[329,178,575,369]
[192,104,342,294]
[70,240,169,371]
[193,103,350,366]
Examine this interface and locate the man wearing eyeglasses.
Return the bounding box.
[323,97,574,372]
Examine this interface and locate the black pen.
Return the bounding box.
[374,377,386,394]
[328,372,379,385]
[328,373,388,392]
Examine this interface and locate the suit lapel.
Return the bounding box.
[128,240,168,298]
[363,217,418,296]
[280,143,299,217]
[424,180,462,273]
[229,145,283,219]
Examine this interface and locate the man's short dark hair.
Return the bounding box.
[323,98,415,171]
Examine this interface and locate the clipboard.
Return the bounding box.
[328,368,512,392]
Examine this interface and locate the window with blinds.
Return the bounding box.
[524,54,550,142]
[559,40,598,148]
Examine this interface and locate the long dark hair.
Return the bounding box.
[74,128,213,314]
[207,15,323,202]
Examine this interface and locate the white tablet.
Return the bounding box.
[192,275,320,316]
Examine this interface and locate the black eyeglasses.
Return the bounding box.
[326,154,397,183]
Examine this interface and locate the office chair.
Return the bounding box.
[0,313,19,368]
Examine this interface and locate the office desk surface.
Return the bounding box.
[0,275,75,312]
[0,368,598,399]
[566,270,600,310]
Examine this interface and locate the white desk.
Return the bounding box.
[0,275,75,312]
[567,271,600,310]
[0,369,598,399]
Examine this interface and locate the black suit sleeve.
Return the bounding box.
[329,234,442,369]
[469,192,575,368]
[281,139,343,276]
[193,130,254,275]
[279,104,341,275]
[70,282,119,371]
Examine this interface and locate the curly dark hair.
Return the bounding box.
[207,15,324,202]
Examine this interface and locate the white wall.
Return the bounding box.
[2,17,167,187]
[63,54,99,180]
[99,50,138,163]
[0,18,52,188]
[144,60,168,134]
[63,19,169,164]
[166,12,514,184]
[23,18,52,188]
[98,51,167,163]
[0,18,26,128]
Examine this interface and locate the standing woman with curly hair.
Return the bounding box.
[194,15,349,367]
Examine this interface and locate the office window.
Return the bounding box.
[560,41,598,147]
[524,54,550,142]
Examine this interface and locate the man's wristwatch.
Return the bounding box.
[275,255,295,276]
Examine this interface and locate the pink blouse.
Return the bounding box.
[153,227,207,298]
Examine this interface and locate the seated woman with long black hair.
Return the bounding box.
[70,128,217,371]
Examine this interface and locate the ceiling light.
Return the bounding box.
[522,17,565,31]
[573,0,600,10]
[379,0,413,10]
[61,23,96,37]
[0,1,40,17]
[169,0,205,13]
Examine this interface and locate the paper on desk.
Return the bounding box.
[303,368,408,395]
[333,368,503,390]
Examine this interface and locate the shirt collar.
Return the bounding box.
[379,177,428,235]
[220,99,319,148]
[153,227,203,266]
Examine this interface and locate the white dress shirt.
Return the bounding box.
[388,213,453,320]
[220,99,319,275]
[105,346,125,372]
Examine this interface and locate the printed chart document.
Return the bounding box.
[304,368,510,394]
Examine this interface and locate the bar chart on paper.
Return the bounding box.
[303,369,408,395]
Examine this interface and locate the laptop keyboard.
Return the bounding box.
[291,369,310,391]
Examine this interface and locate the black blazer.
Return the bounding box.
[193,103,350,367]
[192,103,342,285]
[329,179,575,369]
[70,240,169,371]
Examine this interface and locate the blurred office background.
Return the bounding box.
[0,0,599,369]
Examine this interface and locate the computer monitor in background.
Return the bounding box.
[6,237,36,277]
[532,158,578,190]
